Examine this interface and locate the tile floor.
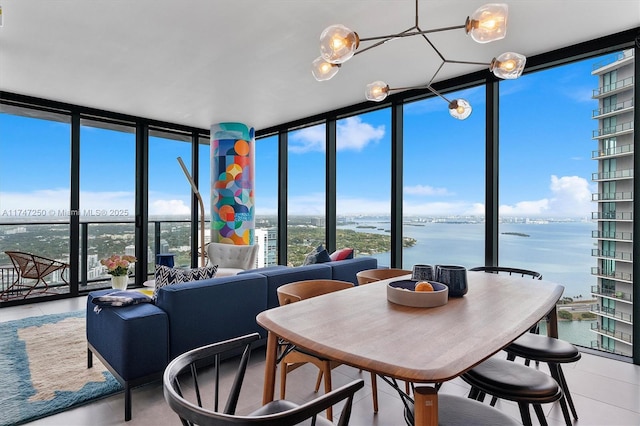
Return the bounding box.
[2,297,640,426]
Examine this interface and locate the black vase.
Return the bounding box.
[435,265,468,297]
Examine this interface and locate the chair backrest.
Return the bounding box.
[356,268,412,285]
[163,332,364,425]
[277,279,354,306]
[469,266,542,280]
[5,251,67,279]
[206,243,259,270]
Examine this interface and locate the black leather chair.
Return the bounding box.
[163,333,364,426]
[470,266,581,426]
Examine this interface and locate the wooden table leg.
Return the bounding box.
[414,386,438,426]
[262,331,278,404]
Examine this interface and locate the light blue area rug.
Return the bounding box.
[0,311,123,425]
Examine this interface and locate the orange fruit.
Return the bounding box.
[415,281,434,292]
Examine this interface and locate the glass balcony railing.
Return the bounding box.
[592,99,635,118]
[591,249,632,261]
[591,285,633,301]
[590,269,633,283]
[592,50,634,71]
[591,169,633,181]
[591,323,633,344]
[592,144,633,159]
[591,192,633,201]
[590,340,628,356]
[590,304,633,323]
[591,211,633,220]
[592,230,633,240]
[592,76,634,97]
[592,121,634,138]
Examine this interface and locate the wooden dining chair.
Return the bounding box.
[163,332,365,426]
[277,279,379,418]
[356,268,412,285]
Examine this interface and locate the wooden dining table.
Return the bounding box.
[256,271,564,426]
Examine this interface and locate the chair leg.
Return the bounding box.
[314,369,324,393]
[321,361,333,419]
[370,372,379,413]
[533,404,548,426]
[517,402,533,426]
[548,363,575,426]
[557,364,578,420]
[280,362,288,399]
[489,395,498,406]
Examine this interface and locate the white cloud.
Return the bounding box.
[499,175,593,218]
[150,199,190,216]
[289,117,385,153]
[404,184,451,196]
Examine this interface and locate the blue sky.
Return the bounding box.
[0,53,612,220]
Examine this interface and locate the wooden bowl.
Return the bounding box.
[387,280,448,308]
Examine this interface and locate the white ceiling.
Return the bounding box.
[1,1,639,131]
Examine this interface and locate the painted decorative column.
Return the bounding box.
[211,122,255,245]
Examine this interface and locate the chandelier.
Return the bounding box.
[311,2,526,120]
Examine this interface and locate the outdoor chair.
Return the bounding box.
[1,251,69,300]
[277,279,379,417]
[163,332,364,426]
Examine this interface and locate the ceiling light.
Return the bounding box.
[312,1,526,120]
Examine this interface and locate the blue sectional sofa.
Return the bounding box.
[85,257,377,421]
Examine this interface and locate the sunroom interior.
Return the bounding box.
[1,0,639,369]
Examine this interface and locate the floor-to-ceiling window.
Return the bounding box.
[287,124,326,266]
[80,119,136,288]
[402,87,486,270]
[255,135,279,267]
[148,130,193,268]
[336,111,392,266]
[0,108,71,296]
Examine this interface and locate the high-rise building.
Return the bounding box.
[254,228,278,268]
[590,49,635,357]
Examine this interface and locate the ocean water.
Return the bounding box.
[343,220,596,300]
[342,220,599,348]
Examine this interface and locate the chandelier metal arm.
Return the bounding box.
[358,24,466,43]
[355,25,418,57]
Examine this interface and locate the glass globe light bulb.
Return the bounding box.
[312,56,340,81]
[319,24,360,64]
[449,99,472,120]
[490,52,526,79]
[466,3,508,43]
[365,81,389,102]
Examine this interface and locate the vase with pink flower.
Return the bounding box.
[100,254,137,290]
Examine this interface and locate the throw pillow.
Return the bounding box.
[330,248,354,261]
[92,290,153,313]
[302,245,332,265]
[154,264,218,300]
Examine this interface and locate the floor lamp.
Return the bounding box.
[177,157,206,267]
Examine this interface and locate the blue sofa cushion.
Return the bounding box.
[329,257,378,285]
[155,272,268,359]
[302,245,332,265]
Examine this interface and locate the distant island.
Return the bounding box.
[501,232,530,237]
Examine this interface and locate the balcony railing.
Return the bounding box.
[592,50,634,71]
[592,121,634,138]
[592,230,633,240]
[590,340,628,356]
[592,76,635,98]
[592,144,633,159]
[590,269,633,283]
[591,323,633,344]
[591,285,633,301]
[591,249,632,261]
[591,211,633,221]
[589,304,633,323]
[591,192,633,201]
[591,169,633,181]
[592,99,634,118]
